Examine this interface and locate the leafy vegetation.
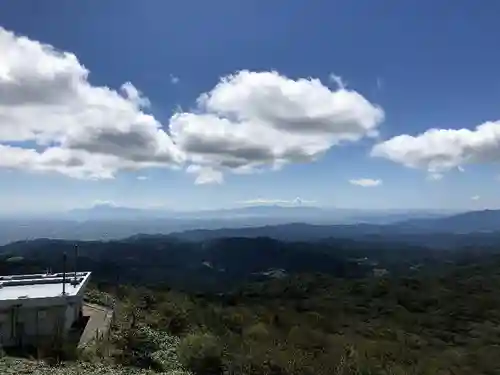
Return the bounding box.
[0,236,499,374]
[0,235,484,292]
[73,254,498,374]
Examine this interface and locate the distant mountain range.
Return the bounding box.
[169,211,500,248]
[395,209,500,233]
[0,205,499,246]
[62,203,454,223]
[66,204,172,221]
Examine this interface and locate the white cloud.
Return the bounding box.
[170,74,180,84]
[170,70,384,183]
[0,28,384,184]
[239,197,316,206]
[371,121,500,176]
[137,175,148,180]
[186,165,223,185]
[120,82,151,108]
[91,200,117,207]
[329,73,347,89]
[471,195,480,201]
[427,172,443,181]
[349,178,382,187]
[0,27,184,179]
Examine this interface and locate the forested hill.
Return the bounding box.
[0,234,499,374]
[0,236,386,291]
[0,233,497,292]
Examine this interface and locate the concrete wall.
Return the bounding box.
[0,299,82,347]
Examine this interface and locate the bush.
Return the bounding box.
[118,325,188,373]
[244,322,269,340]
[84,288,115,308]
[156,301,192,335]
[177,333,223,375]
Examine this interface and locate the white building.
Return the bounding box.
[0,271,91,347]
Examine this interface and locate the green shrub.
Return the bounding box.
[117,325,188,373]
[244,322,269,340]
[84,288,115,308]
[177,333,223,375]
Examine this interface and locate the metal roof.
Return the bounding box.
[0,272,91,301]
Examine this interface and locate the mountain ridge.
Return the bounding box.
[0,208,498,246]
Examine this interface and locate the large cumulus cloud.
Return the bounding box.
[0,27,183,179]
[0,27,384,183]
[170,70,384,183]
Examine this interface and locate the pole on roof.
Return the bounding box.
[62,252,67,295]
[74,244,78,285]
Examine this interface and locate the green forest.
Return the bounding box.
[85,256,500,375]
[1,237,500,374]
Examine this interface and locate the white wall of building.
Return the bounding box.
[0,300,82,347]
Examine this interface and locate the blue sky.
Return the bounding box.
[0,1,499,213]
